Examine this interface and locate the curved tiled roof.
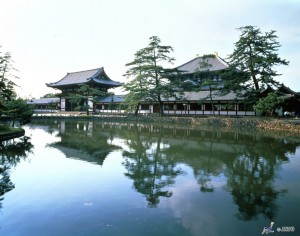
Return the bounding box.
[47,67,122,88]
[98,95,125,103]
[27,97,60,105]
[177,55,228,74]
[162,91,241,102]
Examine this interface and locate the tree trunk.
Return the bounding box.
[252,74,259,90]
[86,102,89,115]
[134,103,139,116]
[209,85,215,116]
[158,95,164,116]
[249,45,260,91]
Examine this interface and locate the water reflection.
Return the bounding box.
[162,129,294,220]
[121,124,184,207]
[223,137,291,221]
[42,120,120,165]
[28,120,300,221]
[0,137,33,210]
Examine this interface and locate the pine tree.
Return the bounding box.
[224,26,289,100]
[124,36,180,116]
[0,50,17,113]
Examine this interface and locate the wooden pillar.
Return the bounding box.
[60,98,66,111]
[88,96,93,113]
[149,104,153,114]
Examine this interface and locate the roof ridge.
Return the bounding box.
[176,57,200,69]
[46,67,103,86]
[67,67,103,74]
[215,55,229,67]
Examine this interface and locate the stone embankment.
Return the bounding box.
[32,113,300,134]
[191,117,300,132]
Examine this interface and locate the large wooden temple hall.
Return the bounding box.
[46,67,122,112]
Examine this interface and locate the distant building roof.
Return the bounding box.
[47,67,122,89]
[276,84,300,96]
[27,97,60,105]
[96,91,241,104]
[163,91,241,102]
[98,94,125,103]
[177,54,229,74]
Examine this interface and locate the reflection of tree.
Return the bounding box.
[164,132,225,193]
[223,137,290,221]
[159,128,295,221]
[0,137,33,210]
[122,125,183,207]
[1,137,33,167]
[0,165,14,209]
[197,141,215,193]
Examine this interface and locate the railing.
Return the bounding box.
[163,110,256,116]
[34,109,58,113]
[33,109,256,116]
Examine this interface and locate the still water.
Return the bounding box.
[1,119,300,236]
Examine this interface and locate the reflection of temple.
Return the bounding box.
[49,121,119,165]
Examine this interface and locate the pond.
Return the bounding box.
[0,119,299,236]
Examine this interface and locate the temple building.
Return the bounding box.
[46,67,122,112]
[27,97,60,113]
[162,54,256,115]
[96,54,256,115]
[29,55,299,116]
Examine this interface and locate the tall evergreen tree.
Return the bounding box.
[124,36,181,116]
[224,26,289,99]
[0,47,34,127]
[0,50,17,113]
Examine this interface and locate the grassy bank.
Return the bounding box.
[0,124,25,141]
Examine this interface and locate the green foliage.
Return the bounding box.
[224,26,289,100]
[67,84,107,114]
[0,48,18,114]
[124,36,181,116]
[3,98,34,126]
[0,48,32,126]
[0,50,17,101]
[41,93,60,98]
[254,92,283,116]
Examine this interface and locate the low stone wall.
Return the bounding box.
[32,113,300,133]
[191,117,300,134]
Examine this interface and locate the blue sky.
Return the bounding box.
[1,0,299,98]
